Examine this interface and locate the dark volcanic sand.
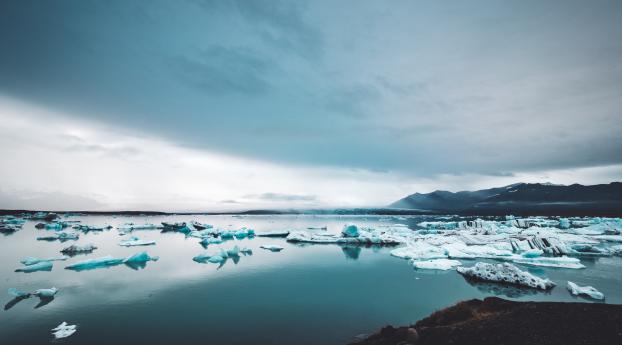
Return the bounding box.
[349,297,622,345]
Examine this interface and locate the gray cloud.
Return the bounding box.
[0,0,621,178]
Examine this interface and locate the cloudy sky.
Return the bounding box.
[1,0,621,211]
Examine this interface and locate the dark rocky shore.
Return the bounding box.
[348,297,622,345]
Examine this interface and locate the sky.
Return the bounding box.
[0,0,621,211]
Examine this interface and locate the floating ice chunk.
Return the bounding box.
[161,221,186,230]
[124,251,159,263]
[190,221,212,230]
[65,256,124,271]
[391,242,447,260]
[15,261,53,273]
[342,224,360,238]
[412,259,461,270]
[21,256,68,266]
[52,322,76,339]
[256,230,290,237]
[44,222,70,230]
[611,245,622,256]
[592,235,622,242]
[36,231,79,241]
[287,231,340,243]
[558,218,571,229]
[226,245,240,257]
[119,236,156,247]
[456,262,555,290]
[240,247,253,255]
[192,252,225,264]
[570,244,611,256]
[74,224,110,232]
[220,231,235,239]
[567,281,604,300]
[117,223,160,231]
[200,237,223,246]
[33,287,58,298]
[8,288,30,298]
[261,244,284,252]
[61,244,97,255]
[513,255,585,269]
[444,242,513,259]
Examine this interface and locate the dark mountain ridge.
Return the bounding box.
[390,182,622,216]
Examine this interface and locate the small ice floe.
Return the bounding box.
[191,221,212,230]
[15,261,53,273]
[234,228,255,239]
[65,256,124,271]
[36,231,79,242]
[66,252,158,271]
[119,236,156,247]
[44,222,71,230]
[52,322,76,339]
[74,224,111,232]
[200,237,223,246]
[256,230,291,237]
[30,212,59,222]
[193,253,226,264]
[161,222,188,232]
[513,255,585,269]
[260,244,284,252]
[20,256,68,266]
[6,287,57,310]
[412,259,461,271]
[456,262,555,290]
[33,287,59,298]
[391,242,447,260]
[567,281,605,300]
[117,223,161,234]
[61,244,97,255]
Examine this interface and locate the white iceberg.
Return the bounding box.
[412,259,461,270]
[52,322,76,339]
[456,262,555,290]
[36,231,79,241]
[119,236,156,247]
[567,281,605,300]
[513,255,585,269]
[33,287,58,298]
[261,244,284,252]
[391,242,447,260]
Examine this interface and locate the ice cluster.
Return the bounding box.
[457,262,556,290]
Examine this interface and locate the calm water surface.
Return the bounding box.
[1,215,621,344]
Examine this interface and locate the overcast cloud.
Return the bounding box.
[0,0,621,210]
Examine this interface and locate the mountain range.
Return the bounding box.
[389,182,622,216]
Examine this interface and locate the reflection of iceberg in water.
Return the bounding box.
[340,245,361,260]
[462,276,544,298]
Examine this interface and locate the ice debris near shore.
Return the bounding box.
[119,236,156,247]
[567,281,605,300]
[457,262,555,290]
[52,322,76,339]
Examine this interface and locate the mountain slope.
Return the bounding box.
[390,182,622,216]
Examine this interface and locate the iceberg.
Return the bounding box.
[36,231,79,241]
[558,218,571,229]
[456,262,555,290]
[567,281,605,300]
[260,244,284,252]
[15,261,53,273]
[119,236,156,247]
[256,230,290,237]
[190,221,212,230]
[65,256,124,271]
[33,287,58,298]
[192,252,225,264]
[391,242,447,260]
[200,237,223,246]
[412,259,462,270]
[342,224,360,237]
[513,255,585,269]
[444,241,513,259]
[52,322,76,339]
[61,244,97,255]
[123,251,159,269]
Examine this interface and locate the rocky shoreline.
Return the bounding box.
[348,297,622,345]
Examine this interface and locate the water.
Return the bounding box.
[1,215,621,344]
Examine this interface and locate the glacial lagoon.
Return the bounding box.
[1,214,622,344]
